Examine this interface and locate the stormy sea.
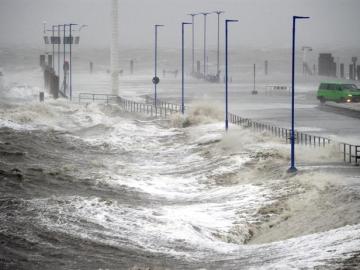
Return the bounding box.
[0,50,360,270]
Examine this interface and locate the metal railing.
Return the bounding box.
[228,112,359,165]
[79,93,119,104]
[144,95,187,112]
[78,93,182,117]
[78,92,360,165]
[117,96,181,117]
[264,85,290,96]
[340,143,360,165]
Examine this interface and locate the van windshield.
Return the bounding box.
[341,84,358,90]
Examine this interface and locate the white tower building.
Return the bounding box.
[111,0,119,95]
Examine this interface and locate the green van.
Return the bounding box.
[317,82,360,103]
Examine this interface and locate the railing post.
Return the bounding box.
[349,145,352,163]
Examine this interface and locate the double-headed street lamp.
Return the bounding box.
[288,16,310,173]
[153,24,164,108]
[225,19,238,131]
[181,22,192,114]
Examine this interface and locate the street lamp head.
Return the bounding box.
[225,19,239,23]
[201,12,210,16]
[155,24,165,28]
[294,16,310,20]
[187,13,200,17]
[182,22,192,25]
[212,11,225,15]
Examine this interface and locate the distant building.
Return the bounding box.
[318,53,336,77]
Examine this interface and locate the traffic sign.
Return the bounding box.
[152,76,160,85]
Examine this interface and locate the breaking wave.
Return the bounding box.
[0,89,359,269]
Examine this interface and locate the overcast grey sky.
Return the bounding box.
[0,0,359,50]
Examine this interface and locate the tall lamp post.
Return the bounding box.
[153,24,164,107]
[57,25,61,80]
[68,23,78,101]
[213,11,224,78]
[50,25,55,69]
[181,22,192,114]
[187,13,200,74]
[63,24,67,95]
[288,16,309,173]
[201,12,210,78]
[225,19,238,131]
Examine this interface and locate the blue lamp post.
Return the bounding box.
[225,19,238,131]
[154,24,164,108]
[288,16,309,173]
[182,22,192,114]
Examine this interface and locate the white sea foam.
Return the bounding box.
[1,70,359,268]
[27,195,360,268]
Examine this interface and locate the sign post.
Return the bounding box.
[154,24,164,107]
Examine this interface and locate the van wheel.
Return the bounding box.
[319,97,325,104]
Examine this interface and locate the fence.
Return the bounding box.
[144,95,187,112]
[79,93,119,104]
[340,143,360,165]
[228,112,359,165]
[117,96,181,117]
[264,85,290,96]
[78,92,360,165]
[79,93,182,117]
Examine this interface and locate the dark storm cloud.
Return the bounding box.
[0,0,359,49]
